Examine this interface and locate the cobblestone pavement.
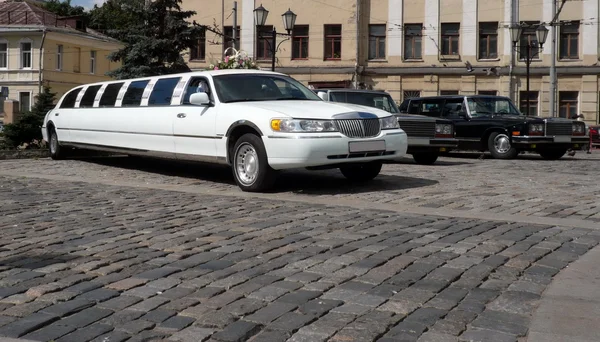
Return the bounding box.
[0,153,598,342]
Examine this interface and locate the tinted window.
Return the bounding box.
[60,88,82,108]
[148,77,180,106]
[420,99,444,117]
[407,100,421,114]
[99,82,124,107]
[79,85,102,108]
[122,80,150,106]
[442,99,466,118]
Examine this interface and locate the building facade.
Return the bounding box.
[183,0,599,124]
[0,0,122,122]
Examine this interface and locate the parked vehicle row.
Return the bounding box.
[41,70,590,192]
[41,70,408,192]
[398,95,589,160]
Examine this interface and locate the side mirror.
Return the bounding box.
[189,92,210,106]
[317,91,328,101]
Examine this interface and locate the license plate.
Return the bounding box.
[439,147,447,152]
[555,136,571,143]
[349,140,386,153]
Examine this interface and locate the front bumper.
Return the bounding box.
[263,130,409,170]
[406,137,459,154]
[512,135,589,150]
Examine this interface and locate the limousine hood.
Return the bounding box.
[224,100,391,120]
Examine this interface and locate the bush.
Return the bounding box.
[1,86,56,149]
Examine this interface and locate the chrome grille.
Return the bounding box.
[335,119,381,138]
[546,123,572,136]
[398,121,435,138]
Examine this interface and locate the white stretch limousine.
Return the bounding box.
[42,70,408,191]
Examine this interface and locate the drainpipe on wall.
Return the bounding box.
[508,0,516,102]
[354,0,360,89]
[38,29,47,95]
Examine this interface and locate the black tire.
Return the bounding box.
[538,148,567,160]
[340,161,383,182]
[231,133,277,192]
[487,132,518,159]
[412,153,439,165]
[48,127,66,160]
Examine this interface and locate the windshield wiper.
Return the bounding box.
[223,99,265,103]
[274,97,314,101]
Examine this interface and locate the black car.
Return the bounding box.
[316,89,458,165]
[398,95,589,160]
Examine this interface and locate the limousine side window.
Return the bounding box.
[148,77,180,106]
[183,78,211,104]
[60,88,82,108]
[79,85,102,108]
[122,80,150,107]
[99,82,125,107]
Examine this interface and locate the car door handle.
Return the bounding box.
[177,113,186,118]
[55,113,59,116]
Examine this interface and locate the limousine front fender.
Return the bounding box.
[225,120,264,137]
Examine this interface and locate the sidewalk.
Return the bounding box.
[526,244,600,342]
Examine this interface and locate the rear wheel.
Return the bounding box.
[538,148,567,160]
[340,161,383,182]
[412,153,439,165]
[232,133,277,192]
[487,132,518,159]
[48,127,66,160]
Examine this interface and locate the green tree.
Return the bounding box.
[1,86,57,149]
[42,0,87,17]
[103,0,204,79]
[88,0,146,40]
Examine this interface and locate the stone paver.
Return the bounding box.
[0,153,598,341]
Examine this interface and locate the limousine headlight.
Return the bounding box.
[435,123,453,137]
[573,123,586,136]
[271,119,338,132]
[529,123,544,136]
[380,116,400,130]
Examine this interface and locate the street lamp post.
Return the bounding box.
[510,23,549,116]
[254,4,297,71]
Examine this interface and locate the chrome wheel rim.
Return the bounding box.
[494,134,511,154]
[50,132,58,154]
[235,143,258,185]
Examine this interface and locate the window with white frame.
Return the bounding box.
[0,40,7,69]
[90,50,96,74]
[57,45,63,70]
[20,41,32,69]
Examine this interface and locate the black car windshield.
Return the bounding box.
[329,92,399,113]
[467,97,521,116]
[213,74,322,103]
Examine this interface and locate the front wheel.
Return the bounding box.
[339,161,383,182]
[487,132,518,159]
[412,153,439,165]
[48,127,66,160]
[232,133,277,192]
[538,148,567,160]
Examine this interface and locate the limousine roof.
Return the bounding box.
[79,69,287,88]
[406,95,510,101]
[316,88,389,94]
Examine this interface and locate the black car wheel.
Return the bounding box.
[340,161,383,182]
[487,132,518,159]
[538,148,568,160]
[412,153,439,165]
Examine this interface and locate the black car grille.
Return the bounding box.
[546,123,572,136]
[335,119,381,138]
[398,121,435,138]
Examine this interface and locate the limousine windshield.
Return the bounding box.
[213,74,321,103]
[466,97,520,117]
